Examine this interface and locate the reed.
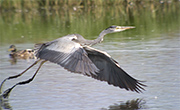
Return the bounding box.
[0,0,178,12]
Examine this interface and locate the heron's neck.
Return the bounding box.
[90,30,107,46]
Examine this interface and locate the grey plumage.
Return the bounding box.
[35,34,99,76]
[34,26,145,93]
[84,46,145,92]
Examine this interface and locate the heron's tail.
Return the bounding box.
[34,43,44,57]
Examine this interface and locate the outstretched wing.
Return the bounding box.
[84,46,146,93]
[35,34,99,76]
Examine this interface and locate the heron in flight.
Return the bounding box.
[0,25,146,98]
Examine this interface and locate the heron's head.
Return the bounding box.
[105,25,135,34]
[8,45,17,52]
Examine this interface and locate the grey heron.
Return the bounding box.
[0,25,146,98]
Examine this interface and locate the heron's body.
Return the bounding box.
[35,32,145,92]
[0,26,146,98]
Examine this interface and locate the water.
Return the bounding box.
[0,34,179,110]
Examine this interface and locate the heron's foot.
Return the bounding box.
[2,88,13,99]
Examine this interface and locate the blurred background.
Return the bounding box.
[0,0,180,110]
[0,0,179,44]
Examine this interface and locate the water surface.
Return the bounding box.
[1,35,179,110]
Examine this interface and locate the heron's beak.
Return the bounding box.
[115,26,135,32]
[120,26,135,30]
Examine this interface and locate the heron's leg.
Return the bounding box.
[0,59,41,94]
[1,60,47,99]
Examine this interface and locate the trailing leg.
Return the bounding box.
[0,59,41,94]
[1,60,46,99]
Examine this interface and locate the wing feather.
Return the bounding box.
[84,46,146,93]
[35,34,99,76]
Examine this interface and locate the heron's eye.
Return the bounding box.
[116,27,120,29]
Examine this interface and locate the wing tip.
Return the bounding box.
[132,80,147,93]
[115,79,146,93]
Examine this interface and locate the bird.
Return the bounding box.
[0,25,146,98]
[8,45,36,59]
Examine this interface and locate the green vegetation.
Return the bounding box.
[0,0,179,10]
[0,0,179,45]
